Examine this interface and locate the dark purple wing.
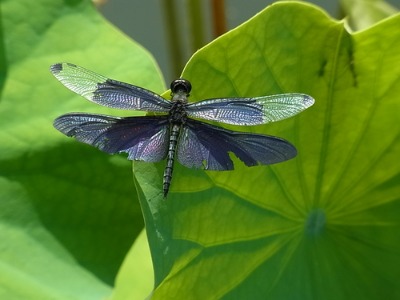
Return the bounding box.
[177,119,297,170]
[54,114,169,161]
[50,63,171,112]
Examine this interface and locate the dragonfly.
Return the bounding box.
[51,63,314,197]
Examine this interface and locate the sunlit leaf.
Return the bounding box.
[133,2,400,299]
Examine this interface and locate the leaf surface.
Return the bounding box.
[0,0,162,298]
[133,2,400,299]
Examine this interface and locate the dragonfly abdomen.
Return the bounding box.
[163,124,181,197]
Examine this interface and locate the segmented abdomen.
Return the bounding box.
[163,124,180,197]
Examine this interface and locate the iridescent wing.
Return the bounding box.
[185,94,314,125]
[177,119,296,170]
[50,63,171,112]
[54,114,169,161]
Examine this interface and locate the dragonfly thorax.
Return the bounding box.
[168,101,187,124]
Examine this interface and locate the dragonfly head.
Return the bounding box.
[171,79,191,98]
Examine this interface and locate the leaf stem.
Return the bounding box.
[162,0,185,78]
[211,0,226,37]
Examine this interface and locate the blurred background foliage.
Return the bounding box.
[97,0,399,81]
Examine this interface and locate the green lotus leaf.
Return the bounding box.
[132,2,400,299]
[0,0,162,298]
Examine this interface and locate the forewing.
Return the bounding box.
[177,119,297,170]
[185,94,314,125]
[50,63,171,112]
[54,114,169,162]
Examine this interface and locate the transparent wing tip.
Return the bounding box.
[302,94,315,108]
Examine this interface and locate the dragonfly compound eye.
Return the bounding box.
[171,79,192,94]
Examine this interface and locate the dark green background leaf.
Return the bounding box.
[0,0,162,298]
[132,2,400,299]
